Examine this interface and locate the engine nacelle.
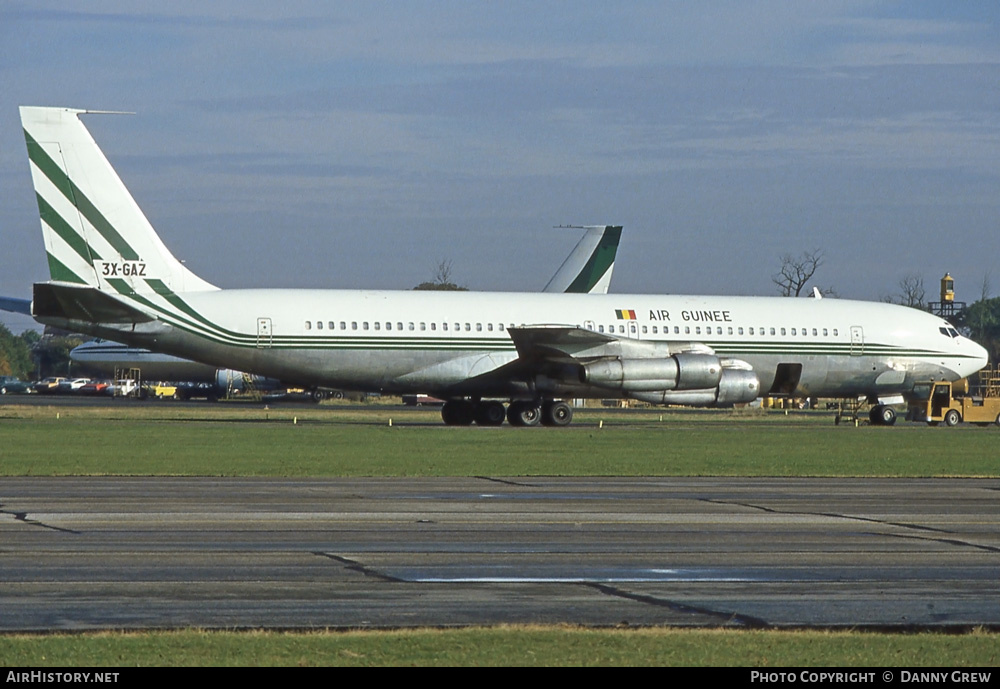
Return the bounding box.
[630,366,760,407]
[579,353,722,392]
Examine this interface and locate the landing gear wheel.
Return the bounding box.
[541,400,573,427]
[442,400,475,426]
[507,401,541,427]
[944,409,961,427]
[474,401,506,426]
[879,405,896,426]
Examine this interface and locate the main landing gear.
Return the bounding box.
[441,399,574,427]
[833,397,897,426]
[869,404,897,426]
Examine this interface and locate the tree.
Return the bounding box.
[956,296,1000,366]
[413,259,468,291]
[882,274,926,309]
[0,325,36,379]
[30,332,87,379]
[772,250,824,297]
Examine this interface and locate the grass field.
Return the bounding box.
[1,628,997,667]
[2,400,997,666]
[1,401,997,477]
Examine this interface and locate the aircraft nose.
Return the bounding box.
[966,337,990,373]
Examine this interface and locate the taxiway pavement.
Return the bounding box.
[1,477,998,630]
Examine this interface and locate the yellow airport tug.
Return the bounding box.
[906,372,1000,427]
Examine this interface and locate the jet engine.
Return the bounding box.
[579,354,759,407]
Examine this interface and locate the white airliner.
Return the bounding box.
[20,106,988,426]
[63,227,621,397]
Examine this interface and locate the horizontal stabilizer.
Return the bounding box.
[0,296,32,315]
[32,282,155,324]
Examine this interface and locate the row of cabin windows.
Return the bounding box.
[304,320,840,338]
[597,324,839,337]
[305,321,509,333]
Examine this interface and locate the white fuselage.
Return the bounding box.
[66,288,986,401]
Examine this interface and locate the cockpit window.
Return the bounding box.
[948,328,960,338]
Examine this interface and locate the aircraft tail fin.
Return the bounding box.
[20,106,217,295]
[543,225,622,294]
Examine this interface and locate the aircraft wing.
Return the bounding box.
[507,325,620,363]
[508,324,715,362]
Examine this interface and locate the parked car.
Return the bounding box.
[78,380,112,395]
[56,378,92,394]
[0,376,33,395]
[33,377,66,393]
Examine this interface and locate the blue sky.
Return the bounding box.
[2,2,998,332]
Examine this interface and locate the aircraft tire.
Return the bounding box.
[507,401,541,427]
[541,401,573,427]
[442,400,474,426]
[944,409,961,427]
[879,406,896,426]
[474,401,506,426]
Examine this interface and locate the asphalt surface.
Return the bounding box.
[2,476,998,631]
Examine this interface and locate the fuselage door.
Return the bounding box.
[626,320,640,339]
[850,325,864,356]
[257,317,272,349]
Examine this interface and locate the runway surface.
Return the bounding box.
[1,477,998,631]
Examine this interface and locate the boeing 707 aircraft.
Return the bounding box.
[20,107,988,426]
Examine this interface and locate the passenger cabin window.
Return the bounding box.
[305,321,312,330]
[317,321,323,330]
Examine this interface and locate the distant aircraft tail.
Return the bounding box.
[543,225,622,294]
[20,106,217,295]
